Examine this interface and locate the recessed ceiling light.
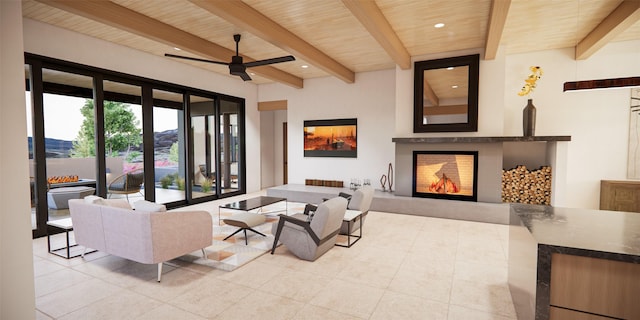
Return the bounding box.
[447,67,454,70]
[452,85,459,89]
[434,23,445,28]
[301,65,309,69]
[174,47,181,51]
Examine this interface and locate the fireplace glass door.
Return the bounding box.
[413,151,478,202]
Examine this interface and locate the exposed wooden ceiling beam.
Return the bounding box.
[484,0,511,60]
[576,0,640,60]
[258,100,288,111]
[35,0,303,88]
[190,0,355,84]
[423,79,439,107]
[424,105,468,116]
[341,0,411,70]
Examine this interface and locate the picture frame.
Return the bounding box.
[303,118,357,158]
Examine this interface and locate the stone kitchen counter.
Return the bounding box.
[508,204,640,320]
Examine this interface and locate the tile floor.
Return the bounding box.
[33,192,517,320]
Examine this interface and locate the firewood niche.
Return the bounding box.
[502,165,552,205]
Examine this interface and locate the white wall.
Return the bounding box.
[393,42,639,209]
[505,41,640,208]
[1,1,36,318]
[22,19,263,193]
[259,70,396,187]
[395,48,507,137]
[262,41,639,209]
[260,111,275,188]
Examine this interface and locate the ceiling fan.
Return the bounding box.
[165,34,295,81]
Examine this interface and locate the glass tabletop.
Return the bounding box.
[220,196,287,211]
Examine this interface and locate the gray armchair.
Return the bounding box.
[340,186,374,235]
[271,197,348,261]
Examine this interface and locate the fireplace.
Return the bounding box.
[413,151,478,201]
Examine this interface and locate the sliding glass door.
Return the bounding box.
[153,89,186,205]
[102,79,143,205]
[26,54,246,237]
[189,94,216,200]
[43,71,97,220]
[219,99,243,194]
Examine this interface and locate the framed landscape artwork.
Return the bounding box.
[304,118,357,158]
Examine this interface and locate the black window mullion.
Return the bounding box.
[214,98,222,195]
[93,75,107,197]
[142,85,155,202]
[184,93,193,201]
[29,61,48,238]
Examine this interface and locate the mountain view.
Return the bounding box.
[28,129,178,159]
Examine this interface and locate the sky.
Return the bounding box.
[25,93,178,141]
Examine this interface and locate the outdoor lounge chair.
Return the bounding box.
[107,169,144,200]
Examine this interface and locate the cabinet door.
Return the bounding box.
[550,307,612,320]
[613,187,637,211]
[550,253,640,319]
[600,181,640,212]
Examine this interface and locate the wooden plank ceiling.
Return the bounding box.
[22,0,640,89]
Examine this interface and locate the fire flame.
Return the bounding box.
[47,175,79,184]
[429,173,459,194]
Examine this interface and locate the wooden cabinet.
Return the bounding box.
[550,307,613,320]
[550,253,640,319]
[600,180,640,212]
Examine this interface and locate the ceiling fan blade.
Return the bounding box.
[164,53,229,66]
[245,55,295,68]
[235,71,252,81]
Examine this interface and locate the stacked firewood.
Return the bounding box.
[305,179,344,188]
[502,166,552,205]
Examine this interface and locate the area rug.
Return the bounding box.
[177,201,306,271]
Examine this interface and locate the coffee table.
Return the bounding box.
[218,196,287,225]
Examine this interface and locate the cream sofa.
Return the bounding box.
[68,198,212,282]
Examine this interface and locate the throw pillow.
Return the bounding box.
[84,195,107,206]
[134,200,167,212]
[102,199,132,210]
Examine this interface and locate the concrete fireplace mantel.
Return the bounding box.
[392,136,571,144]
